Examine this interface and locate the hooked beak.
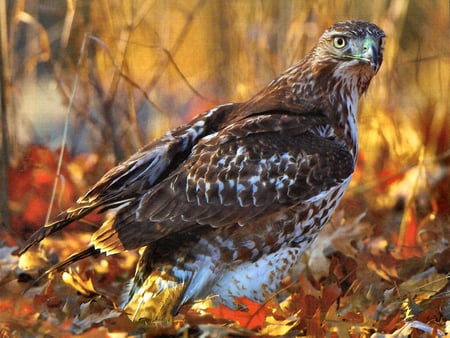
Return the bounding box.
[357,38,380,72]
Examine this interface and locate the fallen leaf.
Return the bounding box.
[70,300,121,334]
[370,320,445,337]
[259,315,299,336]
[303,211,372,280]
[205,297,271,330]
[62,267,98,296]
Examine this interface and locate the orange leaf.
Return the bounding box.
[320,283,341,314]
[205,296,271,330]
[305,308,323,337]
[342,311,364,323]
[398,207,422,258]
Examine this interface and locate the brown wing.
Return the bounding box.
[18,72,329,256]
[17,103,237,255]
[91,112,354,253]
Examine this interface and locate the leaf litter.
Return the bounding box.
[2,146,449,337]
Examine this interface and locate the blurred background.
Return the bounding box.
[1,0,449,247]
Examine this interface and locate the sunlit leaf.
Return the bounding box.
[259,316,299,336]
[62,268,98,297]
[205,297,272,330]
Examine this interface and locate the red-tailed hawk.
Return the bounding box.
[19,20,385,322]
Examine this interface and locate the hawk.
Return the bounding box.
[19,20,385,322]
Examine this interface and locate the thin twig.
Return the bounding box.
[89,34,214,111]
[145,0,208,95]
[0,0,10,231]
[44,33,89,225]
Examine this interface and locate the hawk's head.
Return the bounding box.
[311,20,385,94]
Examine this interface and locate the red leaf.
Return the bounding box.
[8,145,87,235]
[398,207,422,258]
[206,297,271,330]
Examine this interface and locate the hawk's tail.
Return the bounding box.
[47,245,100,274]
[17,204,97,256]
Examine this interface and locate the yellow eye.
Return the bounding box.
[333,36,347,49]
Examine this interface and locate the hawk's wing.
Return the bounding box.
[17,103,237,255]
[91,112,355,253]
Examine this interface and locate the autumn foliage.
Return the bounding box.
[8,146,104,238]
[1,141,448,337]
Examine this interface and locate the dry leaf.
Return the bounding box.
[259,316,299,336]
[370,320,445,338]
[70,300,121,334]
[304,211,372,280]
[206,297,271,330]
[62,268,98,296]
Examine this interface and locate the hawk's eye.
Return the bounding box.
[332,36,347,49]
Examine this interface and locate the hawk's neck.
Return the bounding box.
[283,60,361,158]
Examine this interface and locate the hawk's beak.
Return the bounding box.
[358,38,379,71]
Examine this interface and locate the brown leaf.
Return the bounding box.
[70,300,121,335]
[320,283,341,314]
[304,212,372,280]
